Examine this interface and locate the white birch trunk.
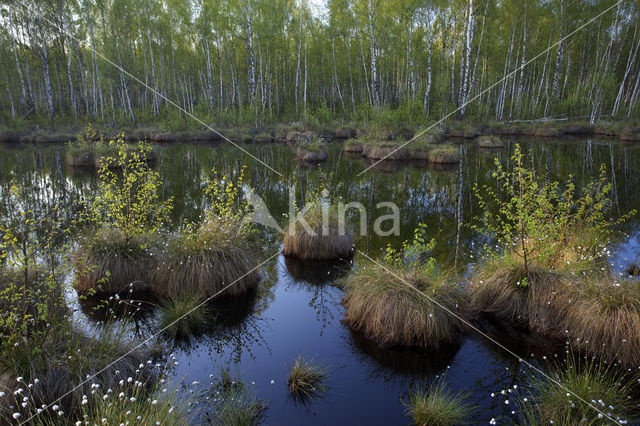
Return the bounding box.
[368,0,380,107]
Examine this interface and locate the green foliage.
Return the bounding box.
[159,294,210,340]
[203,166,252,231]
[91,135,173,240]
[383,223,436,275]
[473,144,634,275]
[0,185,68,362]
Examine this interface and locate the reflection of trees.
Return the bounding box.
[283,256,352,334]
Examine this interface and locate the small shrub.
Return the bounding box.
[287,357,327,403]
[405,381,473,426]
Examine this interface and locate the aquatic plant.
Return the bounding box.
[405,381,473,426]
[287,357,327,403]
[342,226,466,348]
[516,358,639,425]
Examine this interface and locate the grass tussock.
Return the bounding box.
[296,143,328,162]
[73,228,154,294]
[344,138,363,152]
[152,220,260,299]
[342,264,467,348]
[210,369,266,426]
[158,293,211,340]
[563,278,640,368]
[361,140,408,160]
[469,253,572,335]
[427,145,459,164]
[405,381,473,426]
[477,136,504,149]
[287,357,327,403]
[519,358,639,425]
[283,204,354,260]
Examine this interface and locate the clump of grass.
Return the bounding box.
[151,220,260,299]
[210,369,266,426]
[477,136,504,149]
[344,138,363,152]
[427,144,459,164]
[518,358,639,425]
[343,224,466,348]
[296,139,328,162]
[283,201,354,260]
[158,293,210,340]
[563,278,640,368]
[73,228,155,294]
[405,381,473,426]
[343,264,467,348]
[287,357,327,403]
[469,251,572,335]
[361,140,408,160]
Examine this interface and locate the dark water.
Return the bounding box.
[1,137,639,424]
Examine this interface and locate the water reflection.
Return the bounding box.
[347,330,460,383]
[2,137,640,424]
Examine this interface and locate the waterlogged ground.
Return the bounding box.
[2,136,640,424]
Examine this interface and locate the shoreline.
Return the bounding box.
[0,120,638,145]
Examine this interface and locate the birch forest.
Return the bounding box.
[1,0,640,126]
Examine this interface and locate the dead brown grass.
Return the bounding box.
[342,265,467,348]
[563,278,640,369]
[469,257,572,335]
[150,220,260,298]
[72,229,154,294]
[283,213,354,260]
